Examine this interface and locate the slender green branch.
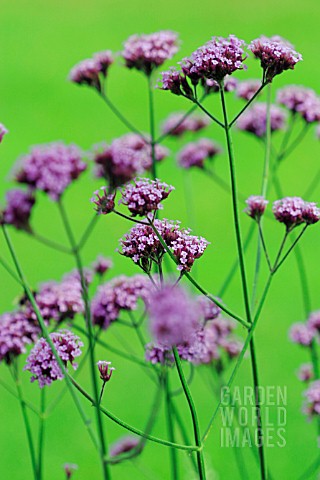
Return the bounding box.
[192,98,224,128]
[98,90,148,141]
[229,83,266,128]
[28,231,72,254]
[77,215,99,251]
[148,218,250,328]
[57,200,110,480]
[38,389,46,479]
[173,348,206,479]
[164,370,179,479]
[69,375,199,452]
[1,225,100,452]
[12,363,38,480]
[148,75,157,180]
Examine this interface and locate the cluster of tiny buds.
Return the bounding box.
[91,187,115,215]
[63,463,78,479]
[245,195,320,230]
[69,50,114,91]
[97,361,115,383]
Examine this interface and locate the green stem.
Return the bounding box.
[220,83,268,479]
[170,401,198,473]
[28,231,72,254]
[12,363,38,480]
[77,215,99,251]
[69,375,198,452]
[173,348,206,479]
[229,83,266,128]
[0,377,39,415]
[148,218,249,328]
[164,370,179,479]
[1,225,99,452]
[98,90,148,141]
[38,389,46,479]
[57,200,110,480]
[148,75,157,180]
[192,99,224,128]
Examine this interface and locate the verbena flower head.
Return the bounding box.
[161,112,209,137]
[148,284,201,347]
[24,330,83,388]
[119,177,174,217]
[97,361,115,382]
[178,139,222,169]
[203,76,238,95]
[197,296,221,322]
[92,256,113,276]
[273,197,320,230]
[14,143,86,200]
[91,275,152,329]
[1,189,35,231]
[294,96,320,124]
[277,85,317,113]
[237,103,287,137]
[122,31,179,75]
[0,311,40,364]
[186,35,246,83]
[237,79,262,101]
[289,323,314,346]
[304,380,320,417]
[307,311,320,333]
[91,187,115,215]
[249,36,302,83]
[119,218,209,273]
[297,363,313,382]
[91,134,168,189]
[245,195,268,221]
[0,124,8,143]
[69,50,114,90]
[110,436,140,457]
[160,67,193,97]
[32,275,85,324]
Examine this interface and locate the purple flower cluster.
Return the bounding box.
[0,311,40,364]
[122,31,179,75]
[24,330,83,388]
[32,275,85,324]
[148,284,201,347]
[69,50,114,90]
[1,188,35,230]
[289,323,314,346]
[177,139,222,169]
[0,124,8,143]
[91,134,168,189]
[110,436,140,458]
[304,380,320,417]
[91,187,115,215]
[161,112,209,137]
[15,143,86,200]
[91,275,153,329]
[307,311,320,333]
[237,103,287,137]
[277,86,320,124]
[245,195,268,221]
[120,218,209,273]
[184,35,246,83]
[119,178,174,217]
[273,197,320,230]
[92,256,113,277]
[197,296,221,322]
[236,79,262,101]
[249,36,302,83]
[146,308,241,366]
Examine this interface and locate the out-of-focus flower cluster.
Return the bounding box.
[69,50,114,91]
[177,139,222,169]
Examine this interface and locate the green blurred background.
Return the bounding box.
[1,0,320,478]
